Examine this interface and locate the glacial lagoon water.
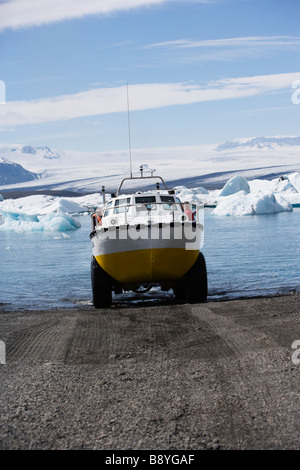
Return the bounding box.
[0,208,299,311]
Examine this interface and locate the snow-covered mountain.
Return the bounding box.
[0,136,299,193]
[20,145,60,159]
[215,136,300,152]
[0,157,39,185]
[0,144,61,164]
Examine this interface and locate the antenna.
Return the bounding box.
[126,83,133,178]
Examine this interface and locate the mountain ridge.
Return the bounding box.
[0,157,39,185]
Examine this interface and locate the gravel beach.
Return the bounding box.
[0,292,299,450]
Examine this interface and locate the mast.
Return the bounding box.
[126,83,133,178]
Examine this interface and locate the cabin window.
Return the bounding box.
[135,196,156,211]
[103,201,113,217]
[176,197,184,211]
[160,195,175,203]
[160,195,178,210]
[114,198,130,214]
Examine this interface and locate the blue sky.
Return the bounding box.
[0,0,299,152]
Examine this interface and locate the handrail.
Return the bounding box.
[92,200,204,228]
[117,175,169,195]
[94,200,184,214]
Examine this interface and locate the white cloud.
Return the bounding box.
[0,0,177,31]
[140,36,300,63]
[143,36,300,49]
[0,72,299,127]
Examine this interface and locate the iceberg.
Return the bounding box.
[175,189,199,203]
[191,186,209,195]
[0,194,101,216]
[219,175,250,197]
[41,211,81,231]
[280,193,300,207]
[288,172,300,192]
[43,198,88,215]
[0,209,81,232]
[212,191,293,216]
[272,176,298,194]
[0,193,102,232]
[175,186,209,204]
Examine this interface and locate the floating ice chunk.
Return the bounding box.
[176,189,201,203]
[248,179,273,193]
[192,187,209,195]
[272,176,298,194]
[256,193,292,214]
[0,194,90,216]
[175,186,216,206]
[0,209,39,223]
[174,186,188,192]
[247,174,299,196]
[213,191,293,216]
[288,172,300,192]
[44,198,87,214]
[280,192,300,207]
[0,209,81,232]
[0,194,3,201]
[219,175,250,197]
[70,193,102,211]
[42,211,81,231]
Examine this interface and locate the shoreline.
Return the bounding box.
[0,288,300,315]
[0,289,299,314]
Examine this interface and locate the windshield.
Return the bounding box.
[135,196,156,211]
[160,195,178,210]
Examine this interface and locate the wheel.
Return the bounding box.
[186,252,207,303]
[174,253,207,304]
[174,278,188,303]
[91,257,112,308]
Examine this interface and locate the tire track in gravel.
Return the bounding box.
[4,299,280,366]
[187,303,294,449]
[190,303,274,358]
[63,305,193,364]
[5,300,272,365]
[63,309,123,364]
[7,315,77,364]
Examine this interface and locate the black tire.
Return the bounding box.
[186,252,207,303]
[174,278,188,303]
[91,257,112,308]
[174,253,207,304]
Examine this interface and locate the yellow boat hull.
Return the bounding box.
[95,247,199,284]
[92,221,203,286]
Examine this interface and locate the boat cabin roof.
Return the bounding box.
[105,192,178,206]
